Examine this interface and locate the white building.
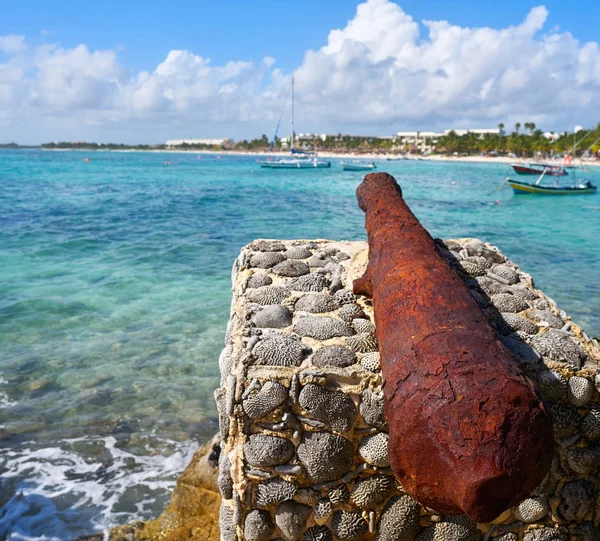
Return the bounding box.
[396,131,444,151]
[165,138,232,148]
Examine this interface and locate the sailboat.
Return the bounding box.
[257,77,331,169]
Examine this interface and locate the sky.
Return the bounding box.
[2,0,600,144]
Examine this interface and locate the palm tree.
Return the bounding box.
[529,122,536,133]
[498,122,505,135]
[515,122,521,134]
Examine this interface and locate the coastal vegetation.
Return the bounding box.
[434,123,600,158]
[3,122,600,157]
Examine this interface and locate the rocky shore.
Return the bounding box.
[100,237,600,541]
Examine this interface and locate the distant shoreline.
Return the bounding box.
[31,147,600,168]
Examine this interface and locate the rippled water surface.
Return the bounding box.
[1,150,599,539]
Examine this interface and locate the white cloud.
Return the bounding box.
[2,1,600,143]
[0,35,26,55]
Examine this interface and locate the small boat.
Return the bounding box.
[507,177,597,195]
[386,156,403,161]
[341,160,376,172]
[259,153,331,169]
[511,163,568,177]
[257,77,331,170]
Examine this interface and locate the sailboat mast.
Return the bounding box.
[291,76,295,152]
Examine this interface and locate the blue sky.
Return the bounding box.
[4,0,598,73]
[2,0,600,143]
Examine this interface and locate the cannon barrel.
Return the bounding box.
[353,173,554,522]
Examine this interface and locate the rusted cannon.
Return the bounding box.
[353,173,554,522]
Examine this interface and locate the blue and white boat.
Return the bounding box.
[258,77,331,169]
[260,150,331,169]
[340,160,376,172]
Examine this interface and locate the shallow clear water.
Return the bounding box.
[0,150,599,539]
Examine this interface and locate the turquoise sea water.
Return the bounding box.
[0,149,599,539]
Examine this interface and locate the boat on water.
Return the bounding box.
[510,163,568,177]
[257,77,331,169]
[260,151,331,169]
[508,178,596,195]
[507,174,597,195]
[341,160,376,171]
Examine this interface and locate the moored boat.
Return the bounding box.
[507,178,597,195]
[256,77,331,170]
[259,154,331,169]
[511,163,568,177]
[341,160,376,172]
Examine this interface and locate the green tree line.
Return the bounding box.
[435,122,600,157]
